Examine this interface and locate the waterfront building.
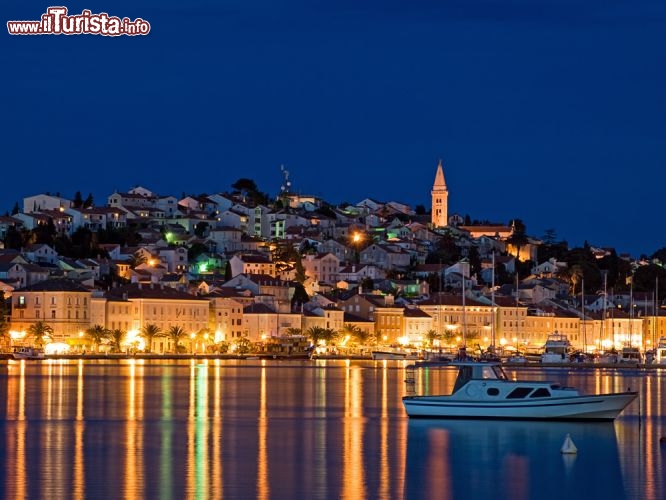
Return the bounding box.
[373,294,405,344]
[206,294,244,341]
[91,283,209,353]
[10,278,92,345]
[402,306,433,346]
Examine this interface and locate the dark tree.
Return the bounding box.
[11,202,19,215]
[231,178,259,196]
[194,221,210,238]
[187,242,207,261]
[294,256,307,284]
[541,228,557,245]
[224,261,232,281]
[414,204,426,215]
[73,191,83,209]
[83,193,94,208]
[651,247,666,263]
[291,282,310,312]
[426,233,460,265]
[3,226,24,250]
[33,219,56,245]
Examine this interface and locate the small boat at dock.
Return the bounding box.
[12,347,46,360]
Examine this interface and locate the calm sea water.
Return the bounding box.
[0,359,664,500]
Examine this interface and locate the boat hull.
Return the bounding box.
[402,392,638,421]
[372,351,421,360]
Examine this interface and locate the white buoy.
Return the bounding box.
[561,433,578,454]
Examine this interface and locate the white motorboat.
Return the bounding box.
[12,347,46,360]
[540,332,573,363]
[372,349,422,360]
[656,337,666,365]
[402,361,637,421]
[618,346,642,364]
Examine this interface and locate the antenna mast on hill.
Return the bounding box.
[279,165,292,200]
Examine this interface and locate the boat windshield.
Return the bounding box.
[491,365,508,380]
[452,364,507,393]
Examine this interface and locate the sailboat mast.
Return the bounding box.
[629,274,633,348]
[601,271,608,350]
[491,252,496,348]
[581,277,586,352]
[462,274,467,347]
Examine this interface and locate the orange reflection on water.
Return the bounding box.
[428,430,451,500]
[124,359,145,499]
[257,364,269,500]
[5,361,27,500]
[342,363,365,500]
[73,360,85,500]
[186,359,210,500]
[211,360,223,499]
[504,455,528,500]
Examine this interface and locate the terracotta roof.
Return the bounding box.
[17,278,91,292]
[105,283,206,301]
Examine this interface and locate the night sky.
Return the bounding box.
[4,1,665,257]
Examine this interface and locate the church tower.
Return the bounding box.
[431,159,448,227]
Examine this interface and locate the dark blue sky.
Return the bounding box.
[4,1,665,257]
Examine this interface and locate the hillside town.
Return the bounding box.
[0,162,665,358]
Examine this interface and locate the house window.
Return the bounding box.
[51,310,56,319]
[35,297,39,305]
[51,297,56,305]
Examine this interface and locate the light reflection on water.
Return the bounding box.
[0,359,664,500]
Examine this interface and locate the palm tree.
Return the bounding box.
[285,327,303,337]
[425,329,441,348]
[28,321,54,348]
[234,336,252,355]
[305,326,327,345]
[108,328,124,353]
[340,323,367,346]
[85,324,108,353]
[0,305,10,352]
[141,323,162,353]
[167,325,186,353]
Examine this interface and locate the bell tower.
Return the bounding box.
[431,159,448,227]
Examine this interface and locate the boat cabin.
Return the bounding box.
[451,362,508,393]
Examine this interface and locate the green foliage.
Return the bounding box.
[141,323,162,352]
[340,323,368,345]
[167,325,186,352]
[108,329,124,352]
[85,324,108,352]
[28,321,54,347]
[234,336,252,354]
